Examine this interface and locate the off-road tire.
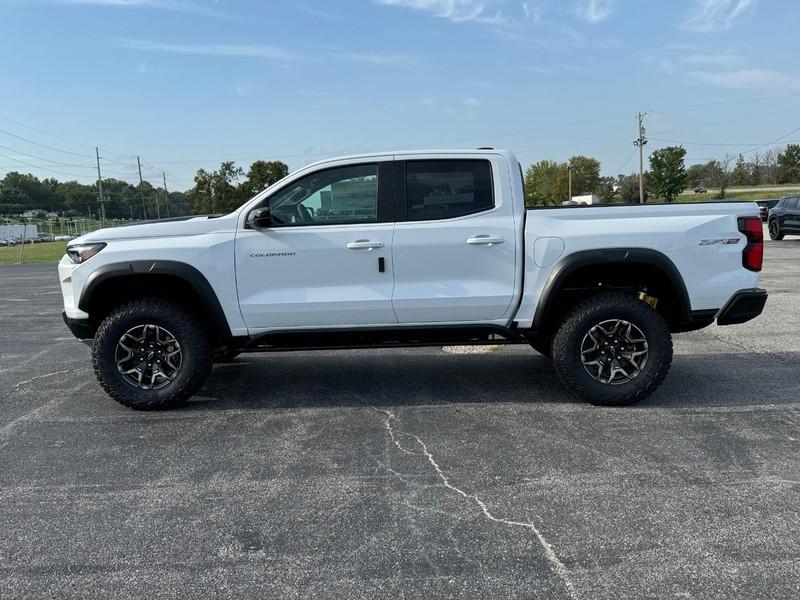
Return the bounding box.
[92,298,213,410]
[768,219,784,240]
[551,292,673,406]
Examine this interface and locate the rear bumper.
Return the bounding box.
[62,310,95,340]
[717,288,768,326]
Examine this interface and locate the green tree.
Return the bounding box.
[706,155,733,199]
[685,163,705,188]
[777,144,800,183]
[187,168,214,214]
[243,160,289,197]
[648,146,686,202]
[597,176,617,203]
[619,173,647,203]
[55,180,96,215]
[730,153,750,186]
[524,160,568,206]
[567,155,601,196]
[187,162,244,214]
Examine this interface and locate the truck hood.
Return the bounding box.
[72,213,239,244]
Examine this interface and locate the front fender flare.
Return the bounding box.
[78,260,232,340]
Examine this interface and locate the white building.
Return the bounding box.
[570,194,601,205]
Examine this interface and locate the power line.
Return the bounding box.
[611,148,638,175]
[0,142,96,169]
[0,116,96,150]
[647,92,800,116]
[0,150,96,178]
[0,127,94,158]
[649,125,800,154]
[651,137,766,147]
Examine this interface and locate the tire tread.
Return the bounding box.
[551,292,673,406]
[92,298,212,410]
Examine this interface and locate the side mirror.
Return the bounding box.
[247,207,272,229]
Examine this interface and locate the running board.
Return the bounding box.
[239,325,529,353]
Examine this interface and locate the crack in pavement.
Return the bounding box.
[12,369,74,391]
[370,406,580,600]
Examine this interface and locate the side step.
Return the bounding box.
[240,325,530,353]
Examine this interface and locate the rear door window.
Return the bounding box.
[402,159,494,221]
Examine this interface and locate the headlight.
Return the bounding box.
[66,243,106,264]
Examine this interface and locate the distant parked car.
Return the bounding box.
[767,196,800,240]
[757,199,779,222]
[694,186,707,194]
[0,239,10,247]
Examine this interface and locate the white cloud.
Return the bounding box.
[118,39,407,65]
[521,1,545,21]
[684,51,743,68]
[48,0,225,16]
[463,97,481,107]
[681,0,755,32]
[136,62,148,73]
[526,65,553,75]
[688,69,800,89]
[295,3,340,21]
[374,0,504,24]
[574,0,613,23]
[56,0,171,4]
[234,82,254,96]
[659,59,675,74]
[119,39,298,60]
[331,50,408,64]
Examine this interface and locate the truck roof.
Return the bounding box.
[299,149,519,172]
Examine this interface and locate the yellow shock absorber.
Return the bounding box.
[638,291,658,309]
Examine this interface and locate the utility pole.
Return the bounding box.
[95,147,107,228]
[568,165,573,203]
[633,112,648,204]
[162,171,170,218]
[18,220,26,264]
[137,156,147,219]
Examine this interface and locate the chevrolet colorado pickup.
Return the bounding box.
[59,150,767,410]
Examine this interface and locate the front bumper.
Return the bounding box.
[717,288,768,326]
[62,310,95,340]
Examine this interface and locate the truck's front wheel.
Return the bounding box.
[551,293,673,406]
[92,298,213,410]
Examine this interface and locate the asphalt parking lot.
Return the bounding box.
[1,235,799,600]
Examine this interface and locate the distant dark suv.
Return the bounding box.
[767,196,800,240]
[757,199,779,222]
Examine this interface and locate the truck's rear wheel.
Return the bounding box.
[92,298,213,410]
[551,292,673,406]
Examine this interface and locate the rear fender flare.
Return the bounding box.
[532,248,691,330]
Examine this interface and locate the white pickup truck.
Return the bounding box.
[59,150,767,410]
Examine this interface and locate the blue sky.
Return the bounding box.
[0,0,798,189]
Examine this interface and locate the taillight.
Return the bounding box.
[738,216,763,272]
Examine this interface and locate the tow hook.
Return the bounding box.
[638,291,658,309]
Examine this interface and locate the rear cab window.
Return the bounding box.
[400,159,494,221]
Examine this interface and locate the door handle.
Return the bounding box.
[466,235,505,246]
[347,240,384,250]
